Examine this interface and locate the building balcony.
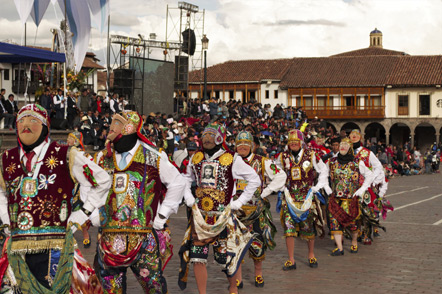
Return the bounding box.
[302,106,385,119]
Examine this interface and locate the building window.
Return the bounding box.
[229,90,234,100]
[398,95,409,115]
[419,94,430,115]
[274,90,278,99]
[304,96,313,107]
[265,90,269,99]
[317,96,326,108]
[4,69,9,80]
[215,91,220,99]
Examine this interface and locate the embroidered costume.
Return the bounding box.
[233,130,286,288]
[0,104,110,293]
[350,129,386,244]
[328,143,374,238]
[94,111,185,294]
[276,129,330,269]
[178,123,261,293]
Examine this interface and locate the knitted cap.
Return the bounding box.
[17,104,50,126]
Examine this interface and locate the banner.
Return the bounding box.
[86,0,110,33]
[30,0,51,27]
[58,0,91,72]
[13,0,35,25]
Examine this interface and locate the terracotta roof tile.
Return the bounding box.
[189,59,292,83]
[82,56,105,69]
[280,56,399,89]
[189,50,442,89]
[331,47,408,57]
[387,55,442,87]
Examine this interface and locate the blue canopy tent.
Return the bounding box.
[0,42,65,63]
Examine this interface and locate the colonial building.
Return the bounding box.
[189,29,442,149]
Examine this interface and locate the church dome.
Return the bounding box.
[371,28,382,34]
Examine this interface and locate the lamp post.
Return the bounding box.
[202,34,209,101]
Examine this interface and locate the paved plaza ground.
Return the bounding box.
[77,173,442,294]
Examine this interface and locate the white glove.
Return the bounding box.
[90,212,101,227]
[68,210,88,233]
[153,217,167,230]
[184,195,196,207]
[324,185,332,196]
[230,199,243,211]
[352,187,366,198]
[261,188,272,199]
[311,186,319,193]
[2,226,10,237]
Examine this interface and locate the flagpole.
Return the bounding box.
[63,0,67,120]
[106,13,110,97]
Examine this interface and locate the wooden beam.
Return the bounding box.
[327,88,330,108]
[301,88,303,107]
[314,88,317,107]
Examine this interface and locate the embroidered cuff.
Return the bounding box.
[82,164,98,187]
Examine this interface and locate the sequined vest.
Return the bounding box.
[280,149,316,201]
[1,142,75,253]
[235,154,264,206]
[191,150,235,216]
[96,144,164,233]
[329,157,360,199]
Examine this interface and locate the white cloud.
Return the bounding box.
[0,0,441,68]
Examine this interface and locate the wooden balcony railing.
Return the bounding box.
[398,106,409,116]
[303,106,385,119]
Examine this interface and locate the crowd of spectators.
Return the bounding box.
[2,89,440,177]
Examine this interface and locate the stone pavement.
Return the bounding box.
[76,173,442,294]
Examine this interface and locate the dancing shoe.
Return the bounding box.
[227,279,243,290]
[255,275,265,287]
[350,245,358,253]
[282,260,297,271]
[308,257,318,268]
[363,237,372,245]
[373,229,380,237]
[330,248,344,256]
[83,239,91,248]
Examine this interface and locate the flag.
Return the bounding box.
[58,0,91,72]
[30,0,51,27]
[13,0,35,25]
[86,0,110,33]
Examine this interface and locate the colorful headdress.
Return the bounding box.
[202,123,227,146]
[17,104,50,127]
[288,129,304,144]
[68,131,84,150]
[235,130,254,150]
[106,111,155,157]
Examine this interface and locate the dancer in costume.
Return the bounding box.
[66,131,94,248]
[328,137,374,255]
[0,104,110,293]
[94,111,185,294]
[349,129,384,244]
[233,131,286,288]
[178,123,261,294]
[276,129,330,270]
[369,169,393,237]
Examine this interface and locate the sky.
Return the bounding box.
[1,0,442,67]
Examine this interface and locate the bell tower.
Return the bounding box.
[370,28,383,48]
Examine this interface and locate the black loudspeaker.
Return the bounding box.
[114,69,134,97]
[51,118,67,130]
[174,56,188,91]
[182,29,196,56]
